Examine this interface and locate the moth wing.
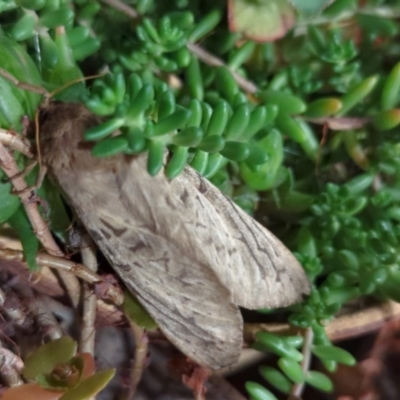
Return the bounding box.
[57,155,243,369]
[181,167,310,310]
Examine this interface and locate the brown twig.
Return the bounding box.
[0,129,33,157]
[79,234,98,355]
[0,255,124,328]
[0,142,81,306]
[186,42,258,94]
[0,143,60,256]
[304,116,371,130]
[0,248,124,306]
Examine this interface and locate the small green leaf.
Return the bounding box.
[198,135,225,153]
[153,109,192,136]
[123,291,157,330]
[188,9,222,42]
[305,98,342,117]
[259,90,306,115]
[204,153,225,178]
[157,90,176,120]
[186,55,203,101]
[166,147,188,178]
[255,332,303,362]
[17,0,46,10]
[381,61,400,110]
[173,127,204,147]
[337,75,379,116]
[245,144,269,166]
[23,337,77,381]
[243,106,267,139]
[40,6,75,29]
[221,141,250,161]
[305,370,334,392]
[259,366,291,394]
[8,207,39,270]
[206,100,230,137]
[275,113,308,144]
[127,84,155,119]
[147,140,165,176]
[11,12,36,41]
[277,357,305,383]
[0,179,20,224]
[240,130,283,190]
[337,250,359,270]
[312,345,356,365]
[38,180,71,243]
[92,137,129,157]
[225,103,251,140]
[84,118,125,141]
[373,109,400,131]
[191,150,208,175]
[282,336,304,348]
[216,66,239,102]
[125,128,147,153]
[245,382,278,400]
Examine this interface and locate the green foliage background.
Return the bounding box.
[1,0,400,398]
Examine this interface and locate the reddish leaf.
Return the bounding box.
[2,383,63,400]
[78,353,95,380]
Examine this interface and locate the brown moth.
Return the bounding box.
[38,101,310,369]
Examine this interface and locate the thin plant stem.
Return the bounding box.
[0,129,33,157]
[289,328,314,398]
[187,42,258,94]
[79,234,98,356]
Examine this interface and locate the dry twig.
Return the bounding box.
[79,234,98,355]
[290,328,314,398]
[0,129,32,157]
[0,248,124,306]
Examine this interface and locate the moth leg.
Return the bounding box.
[8,160,38,182]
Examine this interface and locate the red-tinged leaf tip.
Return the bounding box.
[2,383,64,400]
[78,353,96,380]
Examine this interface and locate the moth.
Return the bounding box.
[38,101,310,369]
